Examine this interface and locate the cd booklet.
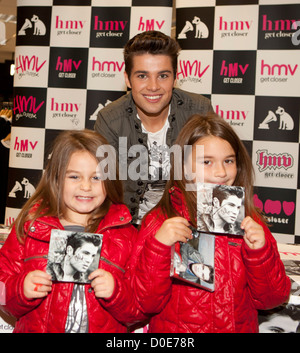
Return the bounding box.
[46,229,102,283]
[170,183,245,290]
[197,183,245,236]
[170,231,215,292]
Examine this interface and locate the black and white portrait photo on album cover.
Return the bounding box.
[46,229,102,284]
[197,183,245,236]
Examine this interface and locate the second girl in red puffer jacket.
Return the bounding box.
[130,114,291,333]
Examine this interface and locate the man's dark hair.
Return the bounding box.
[67,232,101,252]
[213,185,244,206]
[124,30,181,79]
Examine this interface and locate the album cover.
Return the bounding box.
[197,183,245,236]
[46,229,102,283]
[170,230,215,292]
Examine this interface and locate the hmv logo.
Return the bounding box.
[93,17,127,31]
[256,149,293,172]
[14,137,38,152]
[56,56,82,72]
[51,98,81,113]
[254,195,295,217]
[13,95,44,119]
[92,58,124,72]
[55,16,86,30]
[216,105,249,128]
[177,60,209,80]
[219,16,253,31]
[92,16,128,39]
[15,55,46,74]
[261,13,300,45]
[220,60,249,84]
[215,105,248,120]
[138,17,165,32]
[50,98,81,126]
[220,60,249,77]
[261,14,299,31]
[260,60,298,76]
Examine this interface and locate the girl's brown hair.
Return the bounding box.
[157,113,263,227]
[14,129,123,243]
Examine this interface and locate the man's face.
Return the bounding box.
[217,195,242,224]
[68,243,98,273]
[190,263,211,282]
[124,53,176,123]
[259,314,299,333]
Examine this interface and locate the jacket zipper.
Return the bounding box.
[24,254,125,273]
[228,242,241,247]
[24,254,48,262]
[100,256,125,273]
[97,217,131,234]
[27,218,129,272]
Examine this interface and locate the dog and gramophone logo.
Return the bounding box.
[254,96,299,143]
[16,6,51,46]
[85,90,125,130]
[176,7,214,50]
[6,168,42,210]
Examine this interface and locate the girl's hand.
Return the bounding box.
[89,269,115,299]
[23,270,52,299]
[241,216,266,250]
[155,217,193,247]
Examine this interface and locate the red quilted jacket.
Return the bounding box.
[130,186,291,333]
[0,203,143,333]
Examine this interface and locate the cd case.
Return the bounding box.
[46,229,102,283]
[170,230,215,292]
[197,183,245,236]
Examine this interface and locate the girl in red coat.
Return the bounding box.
[131,114,291,333]
[0,129,141,333]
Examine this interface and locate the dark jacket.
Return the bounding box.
[94,88,213,223]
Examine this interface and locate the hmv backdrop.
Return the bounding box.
[5,0,300,245]
[175,0,300,244]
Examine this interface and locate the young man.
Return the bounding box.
[94,30,214,225]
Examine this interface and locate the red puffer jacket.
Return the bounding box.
[130,187,291,333]
[0,204,143,333]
